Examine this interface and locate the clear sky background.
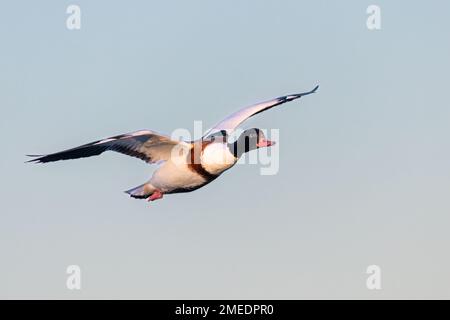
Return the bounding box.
[1,0,449,299]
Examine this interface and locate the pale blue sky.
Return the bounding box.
[1,0,449,299]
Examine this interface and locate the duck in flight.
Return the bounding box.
[28,85,318,202]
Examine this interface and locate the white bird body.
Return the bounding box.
[149,152,207,193]
[28,86,318,202]
[141,141,237,195]
[200,142,237,175]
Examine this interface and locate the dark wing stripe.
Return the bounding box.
[27,142,109,163]
[26,131,179,164]
[110,143,152,162]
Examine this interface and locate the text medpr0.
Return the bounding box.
[220,304,274,315]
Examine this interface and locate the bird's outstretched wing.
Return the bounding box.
[27,130,189,164]
[204,85,319,138]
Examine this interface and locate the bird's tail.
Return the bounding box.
[124,183,155,199]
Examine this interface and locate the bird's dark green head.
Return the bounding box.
[228,128,275,158]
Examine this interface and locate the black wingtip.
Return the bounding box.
[25,155,43,164]
[304,85,319,95]
[292,85,319,99]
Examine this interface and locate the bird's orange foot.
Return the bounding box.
[147,190,164,202]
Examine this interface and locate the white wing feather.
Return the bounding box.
[204,85,318,137]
